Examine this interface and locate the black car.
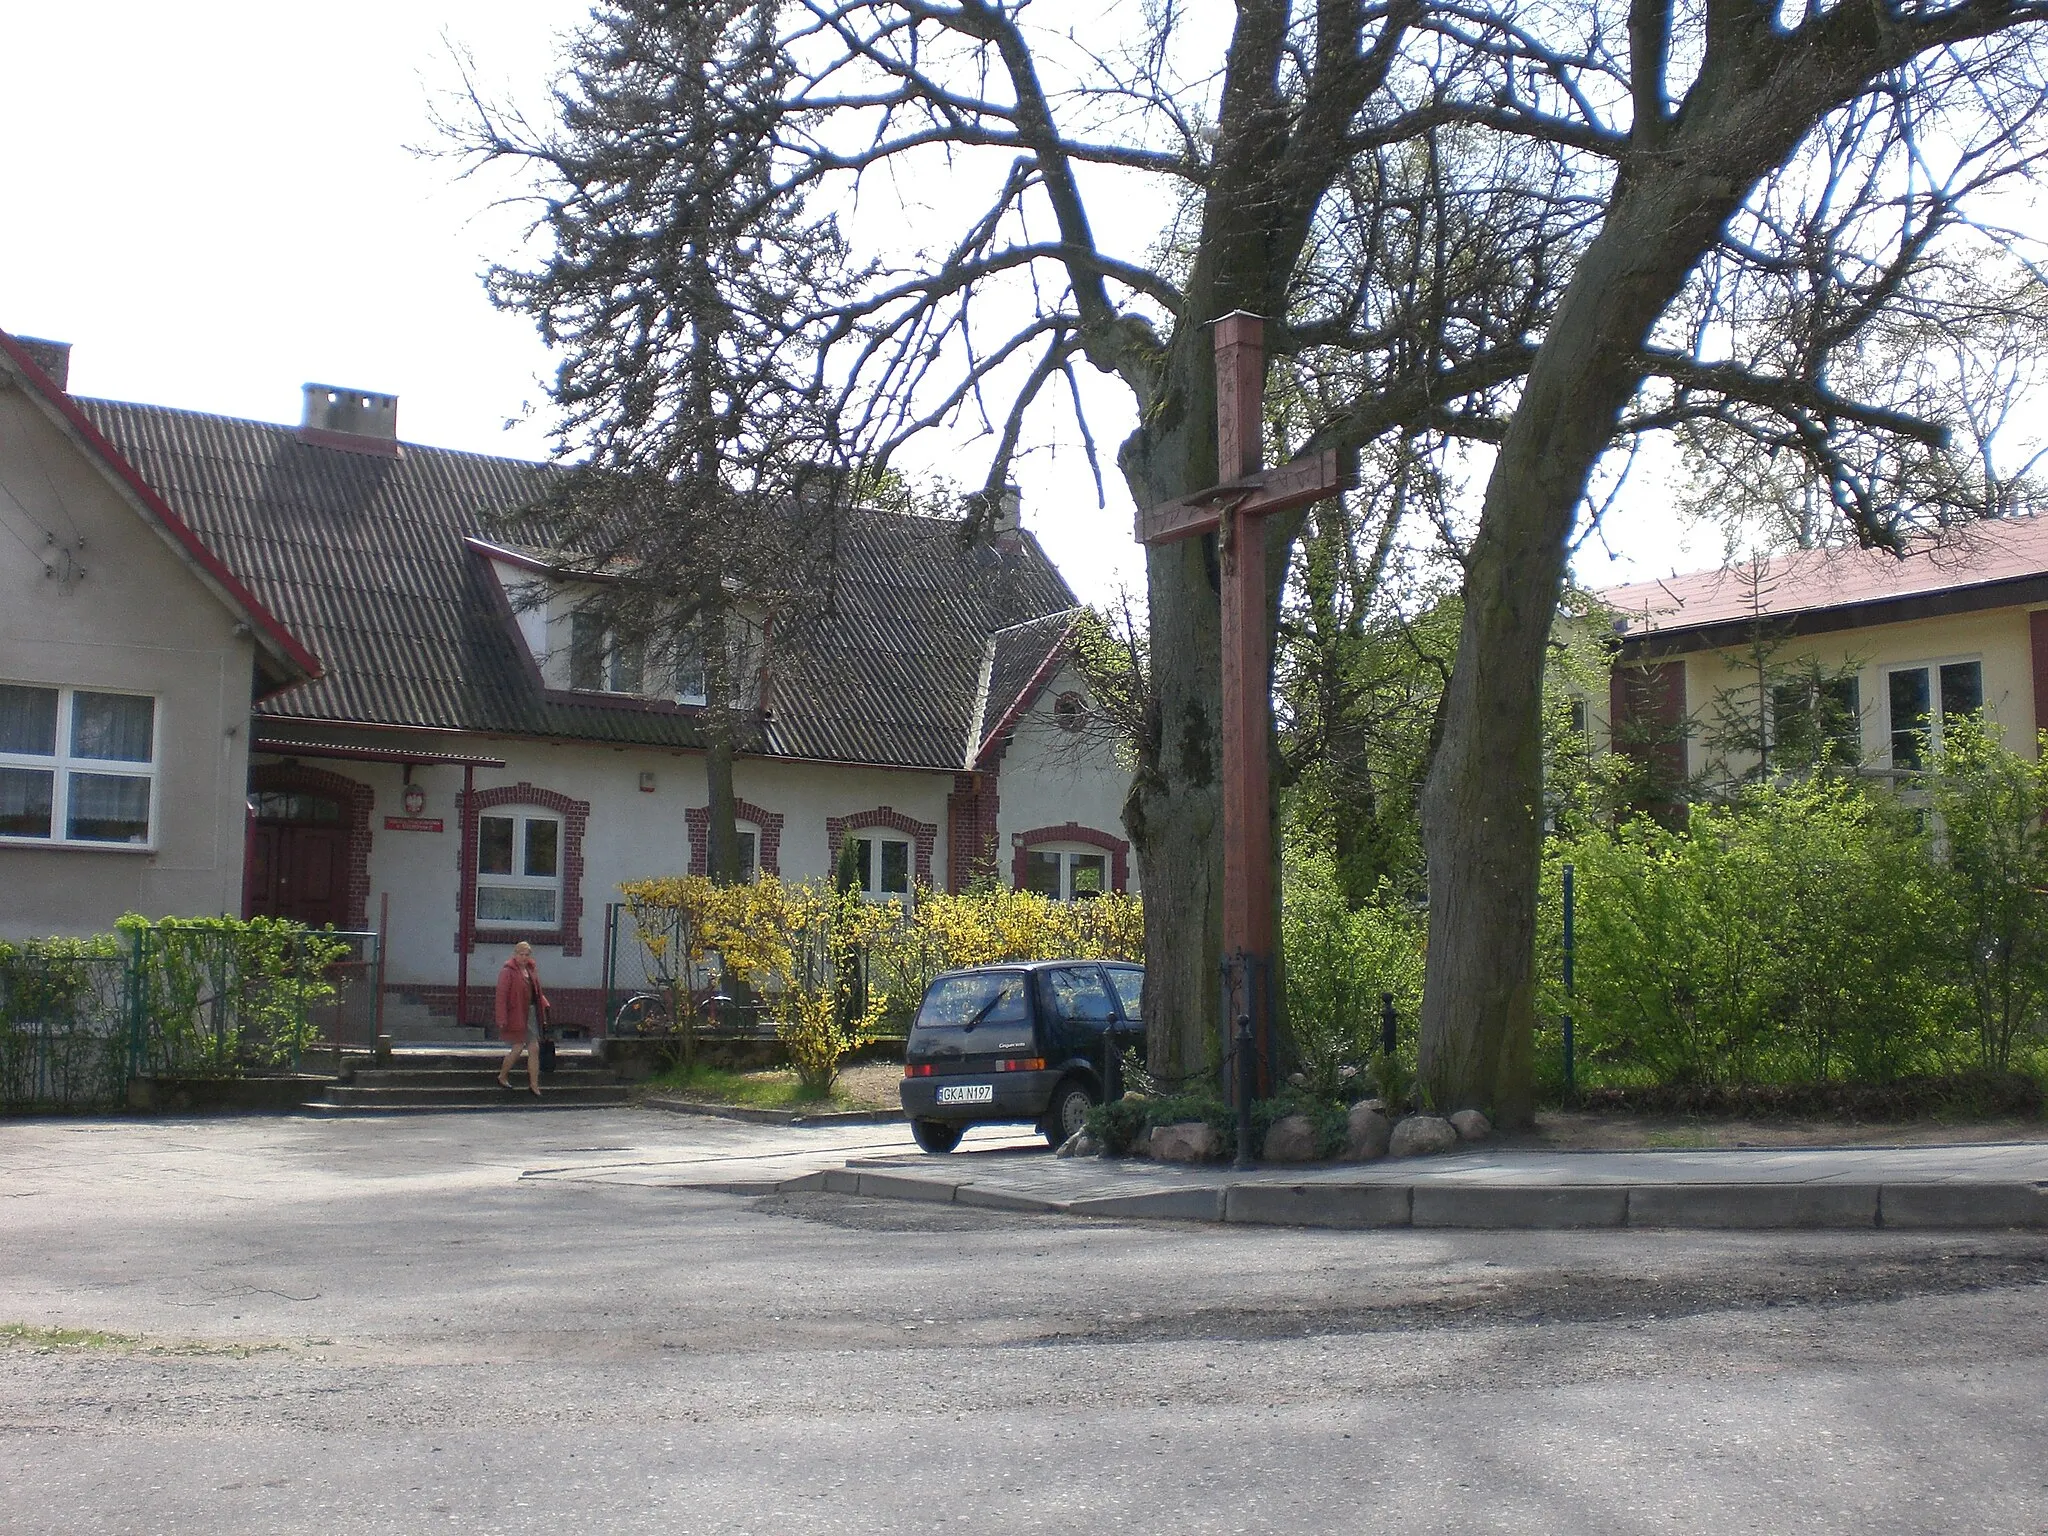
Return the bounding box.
[899,960,1143,1153]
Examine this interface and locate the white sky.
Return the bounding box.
[0,2,2017,612]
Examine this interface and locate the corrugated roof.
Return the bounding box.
[79,398,1081,769]
[1597,518,2048,639]
[971,609,1080,763]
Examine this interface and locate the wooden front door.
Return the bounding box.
[245,792,350,927]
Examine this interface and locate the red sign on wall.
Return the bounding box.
[383,816,444,833]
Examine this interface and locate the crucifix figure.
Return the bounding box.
[1135,312,1353,1108]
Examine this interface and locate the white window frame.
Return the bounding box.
[1884,656,1983,771]
[0,683,159,851]
[1768,672,1864,764]
[566,610,653,699]
[475,808,565,929]
[708,824,760,883]
[1021,841,1111,903]
[851,834,913,900]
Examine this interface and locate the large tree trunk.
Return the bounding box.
[1121,327,1293,1091]
[1124,459,1226,1087]
[1418,150,1785,1124]
[701,601,743,886]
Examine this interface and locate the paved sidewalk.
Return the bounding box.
[705,1139,2048,1230]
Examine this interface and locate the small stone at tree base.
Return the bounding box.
[1344,1103,1391,1160]
[1449,1108,1492,1142]
[1057,1130,1100,1158]
[1261,1114,1317,1162]
[1147,1121,1221,1163]
[1389,1114,1459,1157]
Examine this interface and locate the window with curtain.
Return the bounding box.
[476,809,563,926]
[0,684,156,846]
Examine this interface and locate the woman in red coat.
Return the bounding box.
[495,941,550,1096]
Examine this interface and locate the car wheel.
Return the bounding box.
[911,1118,964,1155]
[1043,1079,1095,1148]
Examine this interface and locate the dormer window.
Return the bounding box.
[569,613,647,695]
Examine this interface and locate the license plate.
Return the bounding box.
[936,1083,994,1105]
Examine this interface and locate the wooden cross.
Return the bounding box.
[1135,312,1354,1099]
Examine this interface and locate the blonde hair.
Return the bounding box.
[512,941,534,958]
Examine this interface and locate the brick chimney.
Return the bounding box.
[12,336,72,391]
[991,483,1022,551]
[299,383,400,457]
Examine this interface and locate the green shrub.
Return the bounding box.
[1282,854,1424,1099]
[1253,1091,1351,1158]
[1928,721,2048,1073]
[1085,1094,1153,1154]
[1082,1089,1233,1156]
[1083,1090,1361,1160]
[1537,758,2048,1094]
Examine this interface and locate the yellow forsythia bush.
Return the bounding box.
[618,875,900,1091]
[617,878,1146,1076]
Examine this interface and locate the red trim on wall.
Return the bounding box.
[456,781,591,956]
[2031,611,2048,748]
[974,614,1080,766]
[0,327,322,684]
[827,806,938,888]
[246,762,374,928]
[1009,822,1130,893]
[946,771,1000,891]
[1610,659,1689,824]
[685,799,785,877]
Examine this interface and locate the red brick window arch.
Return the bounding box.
[827,806,937,896]
[1011,822,1130,899]
[458,781,590,956]
[685,799,784,880]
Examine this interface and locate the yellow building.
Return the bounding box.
[1593,519,2048,793]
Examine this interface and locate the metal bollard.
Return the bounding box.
[1234,1012,1256,1169]
[1380,991,1396,1059]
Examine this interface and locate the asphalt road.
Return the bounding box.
[2,1109,2045,1534]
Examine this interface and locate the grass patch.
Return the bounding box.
[0,1321,280,1358]
[0,1322,142,1351]
[645,1063,855,1111]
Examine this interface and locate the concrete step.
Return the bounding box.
[311,1083,633,1110]
[346,1067,618,1089]
[299,1097,631,1116]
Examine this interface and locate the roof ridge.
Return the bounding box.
[77,394,561,475]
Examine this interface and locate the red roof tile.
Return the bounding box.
[1596,517,2048,638]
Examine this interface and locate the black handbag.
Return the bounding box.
[532,973,557,1074]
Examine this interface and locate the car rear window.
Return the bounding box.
[911,971,1032,1044]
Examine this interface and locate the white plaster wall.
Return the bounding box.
[992,663,1139,891]
[1572,605,2040,780]
[290,734,961,991]
[1680,606,2038,782]
[0,381,258,938]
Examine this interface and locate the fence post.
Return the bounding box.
[602,903,617,1040]
[1562,861,1576,1105]
[125,923,146,1086]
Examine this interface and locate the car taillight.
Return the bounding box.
[903,1063,934,1078]
[995,1058,1045,1073]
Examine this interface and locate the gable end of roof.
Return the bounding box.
[0,329,321,692]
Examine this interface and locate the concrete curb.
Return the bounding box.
[731,1167,2048,1230]
[640,1097,901,1127]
